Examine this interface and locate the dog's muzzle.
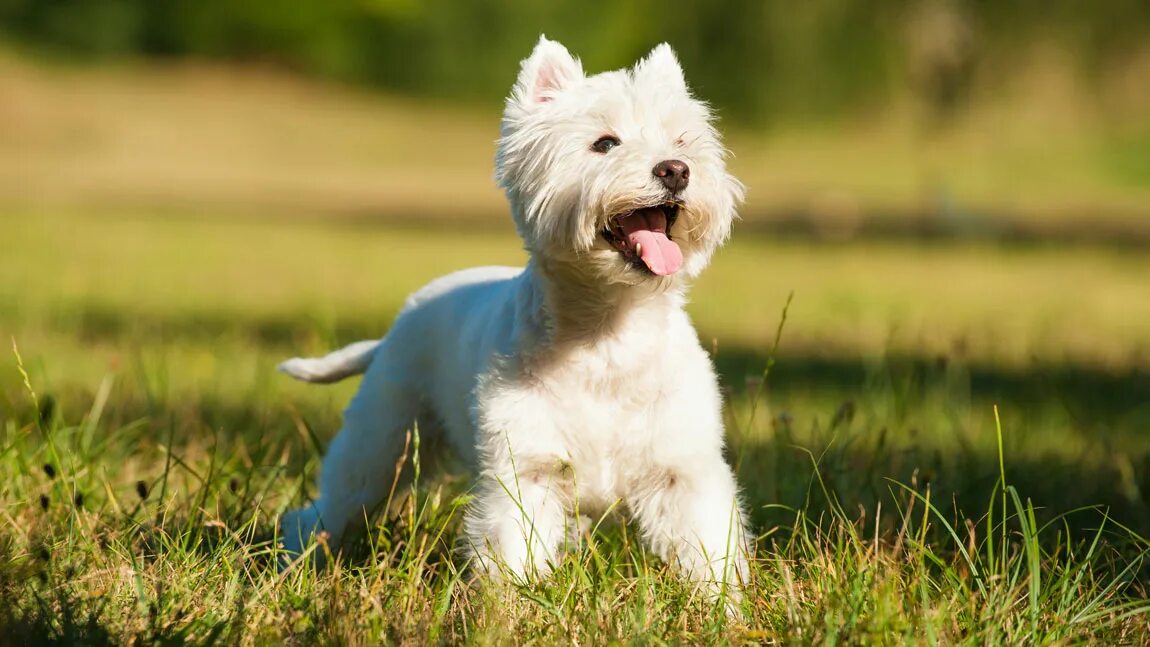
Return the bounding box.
[601,203,682,276]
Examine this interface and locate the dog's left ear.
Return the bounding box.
[512,35,584,108]
[634,43,687,92]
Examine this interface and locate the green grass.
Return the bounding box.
[3,207,1150,642]
[5,389,1150,644]
[4,324,1150,643]
[7,209,1150,373]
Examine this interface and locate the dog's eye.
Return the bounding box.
[591,135,621,154]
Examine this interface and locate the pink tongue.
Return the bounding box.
[628,230,682,275]
[618,208,683,276]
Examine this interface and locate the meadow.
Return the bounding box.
[2,56,1150,643]
[3,207,1150,643]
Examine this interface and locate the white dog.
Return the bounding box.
[279,36,748,595]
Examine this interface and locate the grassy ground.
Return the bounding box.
[2,52,1150,644]
[3,207,1150,643]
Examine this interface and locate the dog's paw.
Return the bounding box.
[278,505,326,571]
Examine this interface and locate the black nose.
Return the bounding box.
[652,159,690,193]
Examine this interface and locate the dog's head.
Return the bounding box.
[497,36,743,285]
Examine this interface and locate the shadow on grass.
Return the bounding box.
[0,569,231,645]
[714,346,1150,539]
[731,426,1150,543]
[717,349,1150,432]
[23,300,1150,422]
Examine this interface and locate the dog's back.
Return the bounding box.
[278,265,524,384]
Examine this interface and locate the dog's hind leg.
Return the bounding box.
[280,347,421,567]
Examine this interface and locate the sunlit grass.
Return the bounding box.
[3,324,1149,642]
[4,238,1149,640]
[5,209,1150,375]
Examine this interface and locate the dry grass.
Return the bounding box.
[1,52,1148,229]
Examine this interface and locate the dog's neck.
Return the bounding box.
[522,258,685,348]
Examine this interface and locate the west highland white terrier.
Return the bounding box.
[279,36,748,595]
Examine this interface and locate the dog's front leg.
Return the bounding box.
[463,387,575,581]
[463,453,573,582]
[626,456,749,601]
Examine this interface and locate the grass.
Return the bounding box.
[7,209,1150,374]
[3,207,1150,642]
[4,311,1150,643]
[2,51,1150,644]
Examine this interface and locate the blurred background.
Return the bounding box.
[2,1,1149,531]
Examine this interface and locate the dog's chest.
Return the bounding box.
[553,326,668,406]
[533,334,677,497]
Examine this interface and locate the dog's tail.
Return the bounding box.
[277,339,380,384]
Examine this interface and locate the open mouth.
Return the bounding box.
[600,203,683,276]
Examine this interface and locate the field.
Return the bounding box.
[3,208,1150,643]
[2,57,1150,643]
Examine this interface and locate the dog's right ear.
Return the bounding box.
[511,35,583,108]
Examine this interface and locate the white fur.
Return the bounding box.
[279,36,748,596]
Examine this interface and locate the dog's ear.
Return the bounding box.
[634,43,687,93]
[512,35,583,108]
